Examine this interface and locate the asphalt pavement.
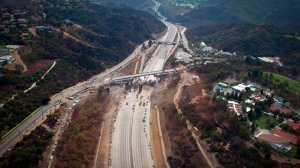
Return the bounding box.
[111,19,179,168]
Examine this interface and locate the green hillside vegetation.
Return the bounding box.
[174,0,300,33]
[187,24,300,67]
[285,35,300,41]
[167,0,203,8]
[264,72,300,94]
[0,1,164,137]
[0,126,53,168]
[93,0,151,8]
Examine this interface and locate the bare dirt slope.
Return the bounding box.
[53,87,111,168]
[152,76,209,168]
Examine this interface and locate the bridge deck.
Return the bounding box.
[111,69,177,82]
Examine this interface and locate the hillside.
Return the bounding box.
[93,0,152,9]
[0,1,165,136]
[166,0,203,8]
[187,23,300,67]
[187,24,300,56]
[169,0,300,33]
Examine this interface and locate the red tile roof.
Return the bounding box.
[270,104,292,114]
[273,129,299,145]
[287,121,300,130]
[258,133,289,144]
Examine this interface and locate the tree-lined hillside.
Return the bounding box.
[187,23,300,68]
[0,1,165,136]
[93,0,151,8]
[170,0,300,33]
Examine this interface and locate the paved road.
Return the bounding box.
[112,89,154,168]
[180,27,194,55]
[111,18,179,167]
[143,21,178,73]
[0,42,147,157]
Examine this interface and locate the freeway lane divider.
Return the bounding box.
[1,106,43,140]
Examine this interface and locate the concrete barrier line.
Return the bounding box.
[1,106,43,139]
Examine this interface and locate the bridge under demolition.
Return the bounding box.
[151,40,177,45]
[108,68,181,85]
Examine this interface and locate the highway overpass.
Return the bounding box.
[110,69,179,84]
[151,40,177,45]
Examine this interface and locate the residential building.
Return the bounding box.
[0,55,15,65]
[273,129,299,145]
[232,83,255,93]
[287,121,300,130]
[250,94,266,103]
[228,101,243,116]
[17,18,28,24]
[213,82,228,92]
[256,131,291,152]
[270,104,292,114]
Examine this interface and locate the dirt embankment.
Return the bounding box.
[179,79,220,168]
[151,76,209,168]
[120,56,141,76]
[53,88,111,168]
[24,59,55,75]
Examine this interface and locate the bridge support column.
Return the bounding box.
[155,77,160,86]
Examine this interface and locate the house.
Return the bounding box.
[250,94,266,103]
[273,129,299,145]
[286,121,300,130]
[213,82,228,92]
[232,83,255,93]
[6,45,20,50]
[256,131,291,152]
[36,25,52,34]
[0,55,15,65]
[17,18,28,24]
[219,82,228,87]
[228,101,243,116]
[270,104,292,114]
[64,19,72,25]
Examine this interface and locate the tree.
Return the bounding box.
[248,111,257,121]
[245,56,252,65]
[41,97,50,105]
[251,122,257,134]
[251,68,263,80]
[254,105,263,116]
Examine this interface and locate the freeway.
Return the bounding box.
[0,40,148,157]
[111,89,154,168]
[143,21,178,73]
[111,13,180,167]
